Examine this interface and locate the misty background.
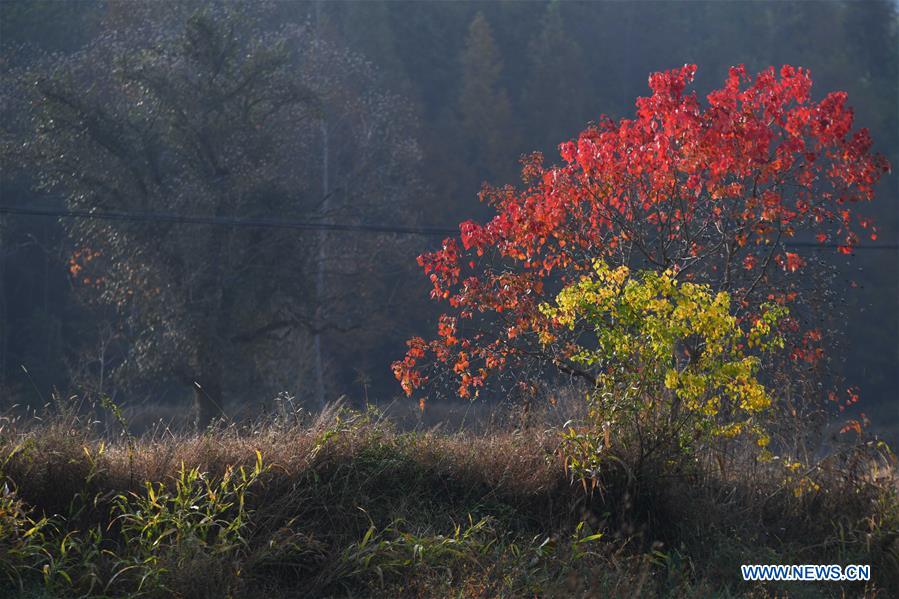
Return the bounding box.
[0,1,895,440]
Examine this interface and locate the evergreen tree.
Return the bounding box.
[458,12,517,184]
[523,1,590,155]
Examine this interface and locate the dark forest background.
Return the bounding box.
[0,0,896,439]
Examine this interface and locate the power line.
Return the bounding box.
[1,204,897,250]
[0,205,458,237]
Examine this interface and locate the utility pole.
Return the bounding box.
[312,0,329,409]
[0,213,6,390]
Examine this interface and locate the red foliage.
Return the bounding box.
[394,65,889,398]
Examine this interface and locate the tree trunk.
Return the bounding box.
[193,318,226,428]
[192,208,232,427]
[193,369,222,429]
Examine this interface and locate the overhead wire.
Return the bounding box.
[1,204,897,250]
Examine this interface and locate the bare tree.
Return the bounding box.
[4,5,423,423]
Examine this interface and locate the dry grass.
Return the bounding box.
[0,399,896,597]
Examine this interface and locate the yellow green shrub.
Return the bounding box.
[540,261,786,470]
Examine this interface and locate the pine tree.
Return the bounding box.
[458,12,517,183]
[523,1,589,155]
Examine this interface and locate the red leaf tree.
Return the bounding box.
[394,65,889,403]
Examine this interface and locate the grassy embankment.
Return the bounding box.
[1,401,897,598]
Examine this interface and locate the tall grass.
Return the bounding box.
[0,398,896,597]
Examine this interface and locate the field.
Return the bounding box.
[1,400,896,598]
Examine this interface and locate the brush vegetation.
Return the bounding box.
[0,399,896,598]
